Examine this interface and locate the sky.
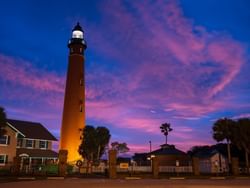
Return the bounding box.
[0,0,250,154]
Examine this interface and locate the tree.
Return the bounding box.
[234,118,250,173]
[78,125,110,166]
[160,122,173,144]
[111,142,129,154]
[96,127,111,160]
[0,106,7,136]
[187,145,210,157]
[212,118,235,169]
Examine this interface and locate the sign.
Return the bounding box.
[119,163,129,169]
[76,160,83,167]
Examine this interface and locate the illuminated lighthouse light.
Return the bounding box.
[72,30,83,39]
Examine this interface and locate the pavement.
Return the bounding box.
[1,178,250,188]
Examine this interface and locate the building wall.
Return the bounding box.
[18,138,53,150]
[210,153,227,173]
[0,126,17,167]
[199,153,228,173]
[47,141,52,150]
[156,155,191,166]
[60,52,85,162]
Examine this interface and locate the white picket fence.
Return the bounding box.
[91,165,192,173]
[159,166,193,173]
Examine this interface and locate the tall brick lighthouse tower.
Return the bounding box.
[60,23,87,162]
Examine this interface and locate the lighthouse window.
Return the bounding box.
[80,105,83,112]
[80,78,83,86]
[71,48,74,53]
[80,48,82,53]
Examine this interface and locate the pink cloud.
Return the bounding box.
[232,113,250,119]
[0,1,248,154]
[0,54,65,93]
[126,144,150,154]
[77,2,247,136]
[174,140,215,152]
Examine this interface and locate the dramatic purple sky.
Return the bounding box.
[0,0,250,154]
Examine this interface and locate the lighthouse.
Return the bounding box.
[60,23,87,162]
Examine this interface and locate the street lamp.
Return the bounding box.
[149,140,152,153]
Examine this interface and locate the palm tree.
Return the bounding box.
[160,122,173,144]
[234,118,250,174]
[0,106,7,136]
[212,118,235,171]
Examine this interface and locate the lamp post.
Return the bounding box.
[149,141,152,153]
[149,141,154,173]
[149,141,152,168]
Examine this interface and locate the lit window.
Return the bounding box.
[0,155,8,164]
[80,78,83,86]
[26,139,33,148]
[0,135,8,145]
[79,100,83,112]
[72,30,83,39]
[39,140,48,149]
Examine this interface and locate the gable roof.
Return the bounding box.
[194,149,225,158]
[7,119,57,141]
[151,144,187,155]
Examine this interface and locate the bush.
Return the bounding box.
[45,164,58,175]
[0,168,11,176]
[67,164,74,174]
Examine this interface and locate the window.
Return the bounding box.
[25,139,33,148]
[0,155,8,164]
[80,78,83,86]
[39,140,48,149]
[0,135,9,145]
[17,138,23,147]
[79,100,83,112]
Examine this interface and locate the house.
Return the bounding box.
[150,144,191,166]
[194,148,228,173]
[133,153,151,166]
[133,144,191,166]
[192,143,248,174]
[0,119,58,170]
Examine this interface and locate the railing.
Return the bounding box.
[91,165,193,173]
[159,166,193,173]
[117,166,151,173]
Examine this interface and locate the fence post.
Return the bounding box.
[232,157,239,176]
[152,157,159,178]
[58,150,68,177]
[192,157,200,176]
[108,149,117,179]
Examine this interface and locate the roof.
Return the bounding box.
[17,148,58,158]
[151,144,187,155]
[194,149,223,158]
[7,119,57,141]
[73,22,83,32]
